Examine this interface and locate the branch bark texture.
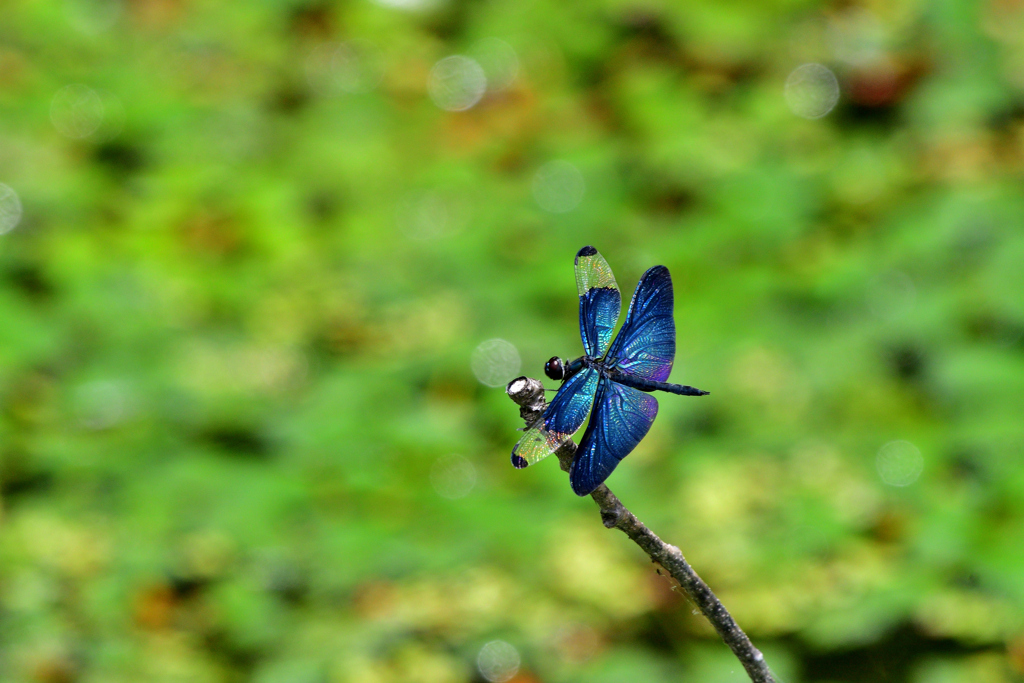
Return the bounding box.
[506,376,775,683]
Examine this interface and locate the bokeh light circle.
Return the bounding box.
[75,380,132,430]
[430,454,477,499]
[372,0,438,10]
[333,40,384,94]
[0,184,23,235]
[397,191,460,240]
[471,339,521,388]
[65,0,122,34]
[51,84,105,138]
[532,160,585,213]
[477,640,520,683]
[867,270,916,320]
[876,440,923,487]
[472,38,519,92]
[306,41,383,95]
[429,55,487,111]
[784,63,840,119]
[305,44,340,94]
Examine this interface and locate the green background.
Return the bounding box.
[2,0,1023,681]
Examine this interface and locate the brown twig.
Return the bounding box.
[506,376,775,683]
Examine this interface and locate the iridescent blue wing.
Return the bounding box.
[569,377,659,496]
[575,246,621,358]
[511,367,599,468]
[606,265,675,382]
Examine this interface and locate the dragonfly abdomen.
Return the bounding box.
[611,372,709,396]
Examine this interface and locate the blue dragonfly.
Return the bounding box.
[512,246,709,495]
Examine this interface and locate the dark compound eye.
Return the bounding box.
[544,356,564,380]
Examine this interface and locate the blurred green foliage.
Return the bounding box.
[2,0,1024,682]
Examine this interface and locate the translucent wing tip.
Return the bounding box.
[511,424,566,469]
[575,245,598,262]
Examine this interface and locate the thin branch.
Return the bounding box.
[507,376,775,683]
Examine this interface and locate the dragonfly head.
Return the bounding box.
[544,356,565,381]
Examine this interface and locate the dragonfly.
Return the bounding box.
[511,246,709,496]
